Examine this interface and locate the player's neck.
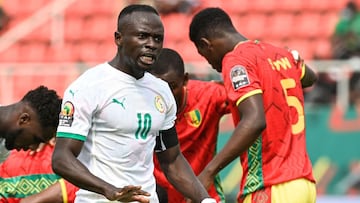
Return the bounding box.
[177,86,188,114]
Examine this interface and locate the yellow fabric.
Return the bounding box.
[59,179,68,203]
[300,62,306,79]
[236,89,263,106]
[243,178,316,203]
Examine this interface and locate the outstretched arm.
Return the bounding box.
[52,138,150,202]
[155,127,215,203]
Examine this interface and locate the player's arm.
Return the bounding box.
[290,49,317,88]
[52,138,150,202]
[198,94,266,189]
[301,64,317,88]
[155,126,215,203]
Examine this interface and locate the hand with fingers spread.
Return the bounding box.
[106,185,151,202]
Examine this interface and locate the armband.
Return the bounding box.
[201,198,217,203]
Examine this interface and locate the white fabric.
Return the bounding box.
[0,138,10,163]
[57,63,177,203]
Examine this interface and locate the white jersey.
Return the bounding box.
[57,63,177,203]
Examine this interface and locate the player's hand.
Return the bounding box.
[29,138,56,155]
[105,185,151,202]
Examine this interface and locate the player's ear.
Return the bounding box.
[198,37,211,49]
[183,72,189,86]
[114,31,122,46]
[19,113,30,125]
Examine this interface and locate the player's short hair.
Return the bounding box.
[21,85,62,133]
[117,4,160,31]
[150,48,184,77]
[189,7,236,44]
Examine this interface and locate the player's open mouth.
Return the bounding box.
[140,55,155,65]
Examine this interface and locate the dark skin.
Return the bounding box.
[0,102,51,151]
[193,31,318,190]
[52,11,210,203]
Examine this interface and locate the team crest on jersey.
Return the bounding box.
[230,65,250,90]
[184,109,202,127]
[59,101,74,127]
[154,95,166,113]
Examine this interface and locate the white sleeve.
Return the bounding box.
[161,88,177,131]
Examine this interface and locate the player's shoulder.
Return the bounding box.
[68,63,110,89]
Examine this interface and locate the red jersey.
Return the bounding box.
[0,145,78,203]
[154,80,230,202]
[222,40,315,197]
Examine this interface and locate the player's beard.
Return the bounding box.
[4,129,22,150]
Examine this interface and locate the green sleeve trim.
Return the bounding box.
[56,132,86,141]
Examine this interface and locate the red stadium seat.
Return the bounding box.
[304,0,329,12]
[0,45,20,63]
[318,11,339,39]
[64,17,85,42]
[25,23,51,43]
[46,43,80,63]
[162,13,190,43]
[314,38,333,59]
[285,39,315,60]
[292,13,322,39]
[221,0,250,15]
[82,16,115,42]
[78,42,105,62]
[176,40,204,62]
[198,0,223,9]
[235,14,268,40]
[65,0,94,17]
[267,13,295,40]
[277,0,306,13]
[247,0,276,14]
[2,0,48,17]
[18,43,47,62]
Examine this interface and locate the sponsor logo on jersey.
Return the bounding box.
[112,98,126,109]
[59,101,74,127]
[154,95,165,113]
[230,65,250,90]
[184,109,202,127]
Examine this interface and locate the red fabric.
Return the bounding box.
[0,145,78,203]
[154,80,230,202]
[222,40,315,198]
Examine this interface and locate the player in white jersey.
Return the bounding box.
[0,86,61,155]
[52,4,216,203]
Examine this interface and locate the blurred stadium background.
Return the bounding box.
[0,0,360,202]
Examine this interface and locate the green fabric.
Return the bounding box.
[0,174,60,198]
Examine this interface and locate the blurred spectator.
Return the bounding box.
[0,0,9,32]
[332,1,360,59]
[306,1,360,105]
[153,0,200,15]
[0,138,78,203]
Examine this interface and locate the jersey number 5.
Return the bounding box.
[135,113,152,139]
[280,78,304,134]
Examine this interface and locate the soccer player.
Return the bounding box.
[0,85,61,157]
[0,138,78,203]
[51,4,216,203]
[149,48,230,203]
[188,7,318,203]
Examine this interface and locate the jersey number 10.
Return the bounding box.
[135,113,152,139]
